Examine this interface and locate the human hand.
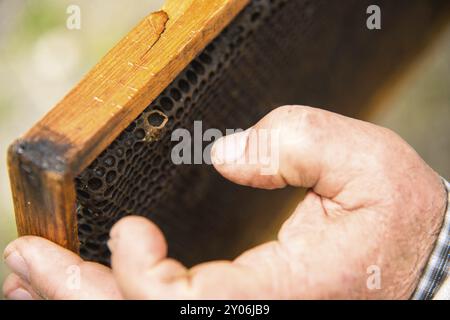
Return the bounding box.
[3,105,446,299]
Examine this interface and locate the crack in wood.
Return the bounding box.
[141,10,169,60]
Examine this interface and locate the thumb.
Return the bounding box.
[109,216,290,299]
[211,105,398,200]
[3,236,122,299]
[109,216,190,299]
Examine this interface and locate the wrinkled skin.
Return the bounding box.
[3,105,447,299]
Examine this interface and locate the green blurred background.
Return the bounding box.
[0,0,449,299]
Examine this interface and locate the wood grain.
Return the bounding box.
[28,0,250,173]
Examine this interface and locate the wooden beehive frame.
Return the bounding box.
[8,0,250,253]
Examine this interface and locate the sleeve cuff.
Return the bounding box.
[412,178,450,300]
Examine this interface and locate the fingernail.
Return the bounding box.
[110,223,120,238]
[4,251,29,282]
[107,238,116,253]
[6,288,33,300]
[108,225,120,253]
[212,129,250,164]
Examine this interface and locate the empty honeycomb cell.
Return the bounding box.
[170,88,182,101]
[191,60,206,75]
[186,70,198,84]
[175,107,184,118]
[105,171,117,184]
[159,97,174,111]
[117,159,125,171]
[147,111,167,127]
[87,178,103,191]
[103,156,115,167]
[199,53,212,64]
[251,11,261,21]
[133,128,146,140]
[124,139,133,148]
[104,186,114,197]
[205,42,215,52]
[184,97,192,107]
[94,167,105,177]
[133,141,144,151]
[178,79,190,93]
[103,203,113,213]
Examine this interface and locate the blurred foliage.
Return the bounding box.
[20,1,65,42]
